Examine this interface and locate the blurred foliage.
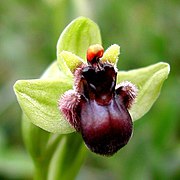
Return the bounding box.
[0,0,179,179]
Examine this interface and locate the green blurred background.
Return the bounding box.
[0,0,179,179]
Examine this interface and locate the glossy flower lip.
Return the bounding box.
[59,44,138,156]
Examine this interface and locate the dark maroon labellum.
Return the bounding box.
[59,44,137,156]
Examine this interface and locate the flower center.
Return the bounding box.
[80,46,117,105]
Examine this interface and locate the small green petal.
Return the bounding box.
[57,16,101,75]
[14,79,75,133]
[101,44,120,64]
[117,62,170,121]
[59,51,84,74]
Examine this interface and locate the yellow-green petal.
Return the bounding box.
[101,44,120,64]
[59,51,84,75]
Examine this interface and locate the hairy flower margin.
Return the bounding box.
[13,17,170,156]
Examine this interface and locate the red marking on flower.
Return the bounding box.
[87,44,104,64]
[59,45,137,156]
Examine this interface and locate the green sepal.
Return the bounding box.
[117,62,170,121]
[14,79,75,133]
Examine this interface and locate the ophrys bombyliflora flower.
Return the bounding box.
[59,44,138,156]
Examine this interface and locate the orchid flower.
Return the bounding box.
[13,17,170,179]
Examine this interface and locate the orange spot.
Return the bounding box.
[87,44,104,63]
